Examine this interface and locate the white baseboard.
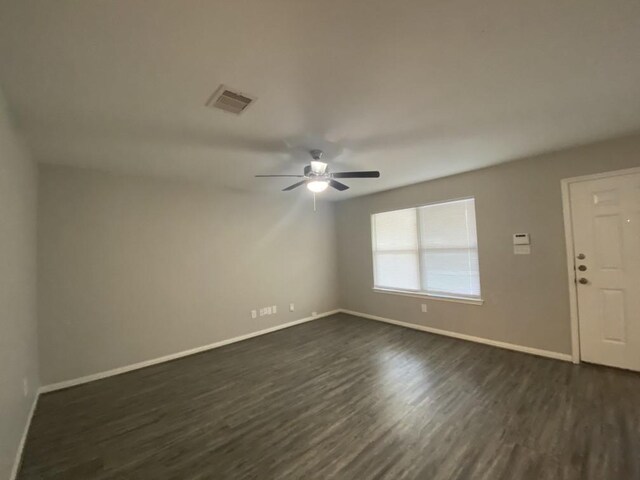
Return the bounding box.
[10,391,39,480]
[340,309,573,362]
[40,309,340,394]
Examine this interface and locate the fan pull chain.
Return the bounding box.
[313,193,317,212]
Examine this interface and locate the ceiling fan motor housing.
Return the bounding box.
[304,164,328,177]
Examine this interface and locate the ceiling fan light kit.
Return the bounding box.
[255,149,380,195]
[307,180,329,193]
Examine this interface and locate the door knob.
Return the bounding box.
[578,278,589,284]
[577,253,586,260]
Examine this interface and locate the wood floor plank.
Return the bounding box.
[18,313,640,479]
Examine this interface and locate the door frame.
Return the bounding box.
[561,166,640,364]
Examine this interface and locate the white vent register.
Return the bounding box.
[206,84,256,114]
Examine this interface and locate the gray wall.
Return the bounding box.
[336,134,640,355]
[38,165,339,385]
[28,133,640,385]
[0,91,39,479]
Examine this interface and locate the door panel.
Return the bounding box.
[593,214,622,268]
[570,171,640,371]
[600,289,625,343]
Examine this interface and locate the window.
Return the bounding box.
[371,198,481,302]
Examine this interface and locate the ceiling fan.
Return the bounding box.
[255,150,380,193]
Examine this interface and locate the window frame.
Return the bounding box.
[370,197,483,306]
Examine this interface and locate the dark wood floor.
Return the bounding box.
[19,313,640,479]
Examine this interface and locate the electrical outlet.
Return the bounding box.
[259,308,265,317]
[251,310,257,319]
[289,303,295,312]
[421,304,427,313]
[266,306,272,315]
[272,305,277,314]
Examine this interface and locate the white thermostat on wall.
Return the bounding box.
[513,233,531,255]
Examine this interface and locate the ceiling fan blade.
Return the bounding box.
[255,174,304,178]
[282,180,307,191]
[329,179,350,191]
[332,171,380,178]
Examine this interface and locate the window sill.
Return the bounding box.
[372,288,484,305]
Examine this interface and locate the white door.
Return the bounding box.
[569,170,640,371]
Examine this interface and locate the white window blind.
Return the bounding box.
[371,198,481,300]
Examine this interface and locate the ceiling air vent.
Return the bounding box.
[206,85,256,115]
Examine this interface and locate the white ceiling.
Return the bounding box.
[1,0,640,199]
